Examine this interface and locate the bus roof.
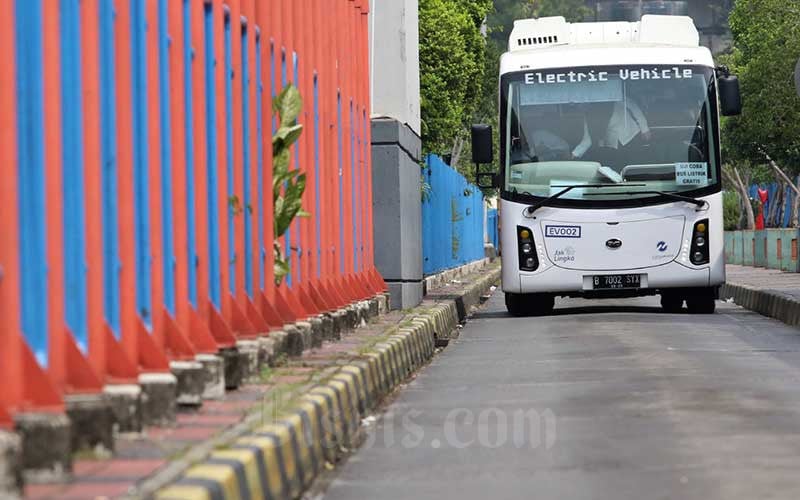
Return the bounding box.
[509,15,700,53]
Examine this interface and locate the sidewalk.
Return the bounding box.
[722,264,800,327]
[726,265,800,299]
[23,263,500,500]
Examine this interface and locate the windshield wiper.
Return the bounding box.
[525,184,646,215]
[583,190,707,208]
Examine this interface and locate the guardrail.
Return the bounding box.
[0,0,383,427]
[725,229,800,272]
[422,155,486,275]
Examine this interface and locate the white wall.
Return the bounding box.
[369,0,422,136]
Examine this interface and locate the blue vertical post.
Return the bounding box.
[241,22,252,297]
[224,10,235,294]
[292,53,301,283]
[255,29,265,291]
[14,0,49,365]
[131,0,152,326]
[204,2,221,309]
[183,0,198,307]
[313,75,322,277]
[60,0,89,352]
[337,93,344,273]
[99,0,122,338]
[350,100,358,271]
[158,0,176,315]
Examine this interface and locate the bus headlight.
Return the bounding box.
[690,219,710,265]
[518,225,539,271]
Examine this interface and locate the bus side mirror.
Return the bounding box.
[471,124,493,164]
[719,75,742,117]
[471,124,497,188]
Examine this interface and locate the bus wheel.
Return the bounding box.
[505,293,529,317]
[505,293,554,317]
[660,294,684,313]
[686,295,716,314]
[528,294,555,316]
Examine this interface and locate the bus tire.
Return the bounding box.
[505,293,554,317]
[528,294,555,316]
[505,293,528,317]
[686,294,716,314]
[660,294,684,313]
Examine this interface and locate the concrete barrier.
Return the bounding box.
[156,267,501,500]
[721,282,800,328]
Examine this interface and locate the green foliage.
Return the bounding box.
[722,0,800,169]
[272,84,308,285]
[723,190,742,230]
[419,0,493,156]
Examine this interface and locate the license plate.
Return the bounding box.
[592,274,641,290]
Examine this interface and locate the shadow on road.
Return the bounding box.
[471,305,677,320]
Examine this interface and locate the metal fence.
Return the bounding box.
[0,0,383,425]
[422,154,486,275]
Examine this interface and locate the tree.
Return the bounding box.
[720,0,800,226]
[419,0,492,161]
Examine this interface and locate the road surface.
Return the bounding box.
[323,293,800,499]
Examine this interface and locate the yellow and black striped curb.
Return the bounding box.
[156,304,458,500]
[721,282,800,327]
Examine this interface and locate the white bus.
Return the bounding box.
[471,15,742,316]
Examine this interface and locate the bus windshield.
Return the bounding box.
[501,65,720,204]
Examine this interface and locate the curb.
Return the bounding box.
[720,282,800,327]
[155,268,499,500]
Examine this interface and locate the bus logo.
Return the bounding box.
[545,225,581,238]
[656,241,668,252]
[606,239,622,249]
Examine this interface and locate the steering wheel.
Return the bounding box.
[684,141,706,161]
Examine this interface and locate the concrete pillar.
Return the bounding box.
[370,0,424,309]
[371,120,423,309]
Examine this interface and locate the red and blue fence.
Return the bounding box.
[422,154,487,275]
[0,0,384,428]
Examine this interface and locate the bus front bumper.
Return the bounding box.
[510,260,719,296]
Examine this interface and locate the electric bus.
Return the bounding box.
[471,15,742,316]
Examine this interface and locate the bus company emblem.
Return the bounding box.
[657,241,668,252]
[545,225,581,238]
[605,239,622,249]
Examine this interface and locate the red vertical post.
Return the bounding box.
[230,0,245,319]
[293,0,316,314]
[255,0,283,329]
[114,0,142,367]
[246,0,258,303]
[81,0,109,378]
[329,0,348,305]
[263,0,280,305]
[42,0,69,391]
[146,0,166,352]
[168,0,192,340]
[191,0,212,338]
[0,37,63,409]
[214,0,231,322]
[340,0,356,297]
[44,0,104,393]
[208,0,238,346]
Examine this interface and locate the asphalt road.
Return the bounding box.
[322,293,800,500]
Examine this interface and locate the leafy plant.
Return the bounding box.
[273,84,309,285]
[723,190,742,231]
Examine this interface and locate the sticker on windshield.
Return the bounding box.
[510,170,524,181]
[675,162,709,186]
[545,225,581,238]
